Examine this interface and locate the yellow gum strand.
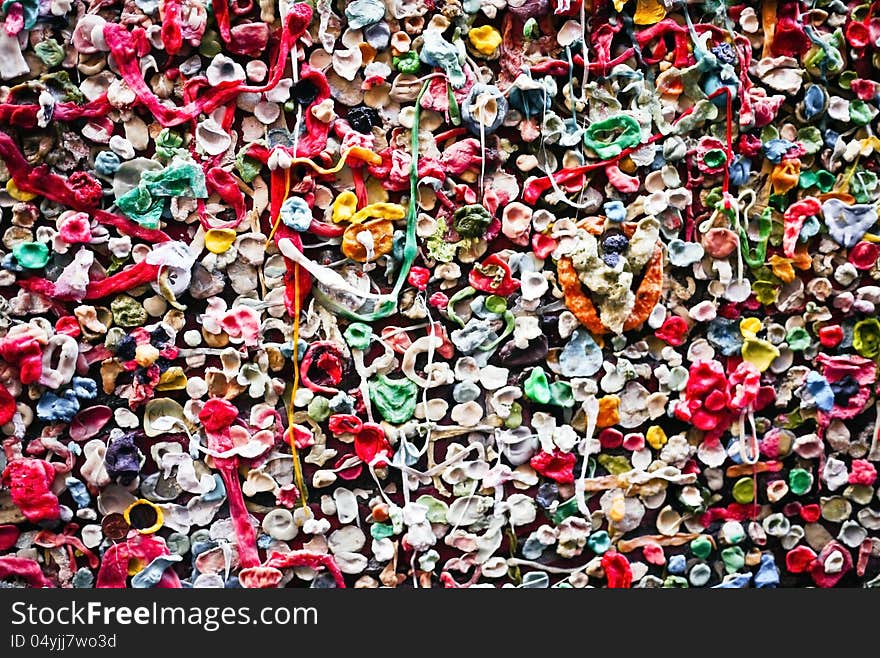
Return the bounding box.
[264,147,384,247]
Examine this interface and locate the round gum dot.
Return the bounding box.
[800,504,821,523]
[689,563,712,587]
[642,541,665,565]
[818,324,843,347]
[184,330,202,347]
[720,521,745,545]
[732,477,755,504]
[622,432,645,451]
[123,499,164,534]
[690,535,713,559]
[598,428,623,449]
[101,512,130,540]
[789,468,813,495]
[688,300,717,322]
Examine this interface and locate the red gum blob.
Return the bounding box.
[674,360,733,434]
[54,316,81,338]
[531,232,557,260]
[354,423,392,467]
[96,534,181,588]
[604,163,640,193]
[849,241,880,270]
[800,504,821,523]
[300,342,347,394]
[769,16,810,57]
[598,428,624,449]
[0,524,20,551]
[529,449,576,484]
[205,167,246,226]
[239,566,284,588]
[601,551,633,588]
[654,316,689,346]
[198,399,260,569]
[809,542,852,588]
[0,556,54,587]
[219,306,261,347]
[469,254,520,296]
[407,266,431,291]
[0,383,16,426]
[0,332,43,385]
[728,361,760,411]
[328,414,363,436]
[819,325,844,348]
[160,0,183,55]
[381,327,413,354]
[58,211,92,244]
[782,197,821,258]
[290,425,315,450]
[785,545,817,573]
[850,79,878,101]
[642,542,666,565]
[428,323,455,359]
[1,456,60,523]
[334,454,363,480]
[428,292,449,309]
[849,459,877,486]
[700,503,758,526]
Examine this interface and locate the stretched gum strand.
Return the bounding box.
[308,75,449,323]
[101,3,313,128]
[17,260,162,302]
[0,132,171,243]
[262,550,346,588]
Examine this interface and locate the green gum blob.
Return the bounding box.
[732,477,755,504]
[34,39,65,68]
[504,402,523,429]
[155,129,185,160]
[721,546,745,574]
[344,322,372,351]
[663,576,689,588]
[786,327,811,351]
[703,148,728,169]
[12,242,49,269]
[548,380,574,408]
[690,536,713,559]
[393,51,420,74]
[524,367,551,404]
[415,495,449,523]
[484,295,507,314]
[369,374,419,423]
[582,115,641,159]
[789,468,813,495]
[199,29,223,57]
